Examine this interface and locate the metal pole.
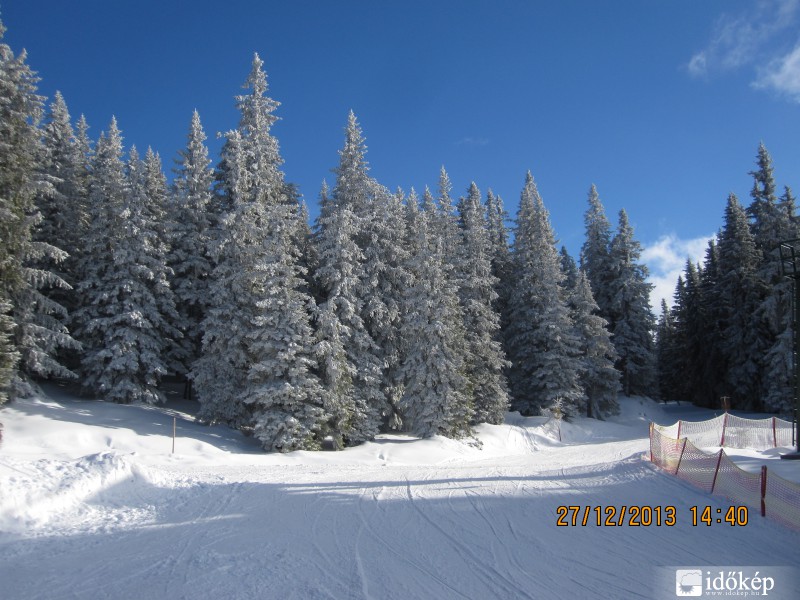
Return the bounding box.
[780,240,800,459]
[794,278,800,453]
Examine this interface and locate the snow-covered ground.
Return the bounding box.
[1,384,798,599]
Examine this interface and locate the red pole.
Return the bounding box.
[710,449,724,494]
[760,465,767,517]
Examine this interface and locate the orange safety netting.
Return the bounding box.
[649,425,800,531]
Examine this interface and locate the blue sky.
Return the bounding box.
[3,1,800,310]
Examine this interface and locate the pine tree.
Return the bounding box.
[75,139,179,404]
[560,246,580,291]
[294,197,318,295]
[193,55,325,450]
[506,172,584,417]
[457,182,510,424]
[580,184,614,321]
[761,186,800,412]
[433,168,462,266]
[331,111,409,424]
[0,20,32,400]
[36,92,89,306]
[670,260,705,404]
[314,182,384,445]
[0,300,18,404]
[696,239,727,406]
[747,142,780,248]
[716,194,762,408]
[399,190,472,437]
[563,260,619,417]
[142,148,185,373]
[73,119,128,396]
[655,299,678,403]
[0,21,77,396]
[607,209,656,396]
[485,188,513,335]
[169,110,215,377]
[747,145,796,411]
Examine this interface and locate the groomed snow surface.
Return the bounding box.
[1,383,798,599]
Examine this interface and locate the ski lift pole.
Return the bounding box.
[779,240,800,459]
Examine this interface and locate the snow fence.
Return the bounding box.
[653,413,795,449]
[649,418,800,532]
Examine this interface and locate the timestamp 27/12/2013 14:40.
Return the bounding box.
[555,505,749,527]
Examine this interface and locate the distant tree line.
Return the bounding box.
[6,20,784,451]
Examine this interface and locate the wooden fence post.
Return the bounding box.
[675,438,688,476]
[772,416,777,448]
[720,413,728,447]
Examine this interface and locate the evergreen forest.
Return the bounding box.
[1,22,795,451]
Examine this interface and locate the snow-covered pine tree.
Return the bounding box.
[75,140,180,404]
[695,239,727,406]
[0,21,32,398]
[716,193,763,409]
[191,136,254,427]
[564,262,620,417]
[747,144,796,411]
[193,55,325,451]
[0,21,78,395]
[0,300,17,404]
[747,143,781,249]
[142,148,185,374]
[314,182,384,445]
[12,222,79,385]
[485,188,513,335]
[169,110,215,378]
[456,182,510,424]
[669,260,705,404]
[335,113,409,425]
[506,172,584,417]
[655,299,678,403]
[73,119,127,392]
[607,209,656,397]
[0,18,40,319]
[399,190,472,437]
[36,92,89,309]
[580,184,614,321]
[293,197,318,295]
[560,246,580,291]
[433,168,463,266]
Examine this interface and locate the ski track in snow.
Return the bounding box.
[1,388,799,599]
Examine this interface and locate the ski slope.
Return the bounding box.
[1,384,798,599]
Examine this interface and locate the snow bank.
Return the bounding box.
[0,451,134,533]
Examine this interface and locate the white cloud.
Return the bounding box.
[753,42,800,102]
[687,51,708,78]
[641,234,715,314]
[456,137,489,148]
[687,0,800,102]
